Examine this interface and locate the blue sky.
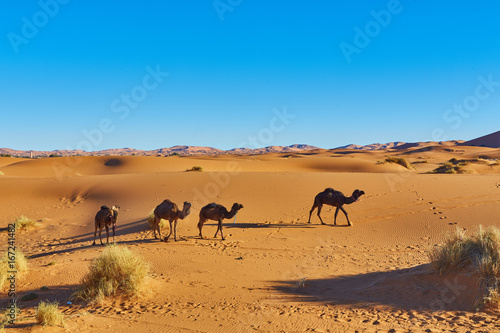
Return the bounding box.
[1,1,499,151]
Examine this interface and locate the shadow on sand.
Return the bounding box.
[270,264,482,312]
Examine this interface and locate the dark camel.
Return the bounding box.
[198,203,243,240]
[153,200,191,241]
[308,188,365,226]
[93,205,120,245]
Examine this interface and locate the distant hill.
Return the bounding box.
[0,144,319,158]
[459,130,500,148]
[335,140,463,151]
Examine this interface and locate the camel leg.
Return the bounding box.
[105,225,110,244]
[217,219,225,241]
[112,224,116,244]
[317,204,326,225]
[198,219,205,239]
[157,223,163,242]
[334,207,340,226]
[92,224,98,245]
[308,202,318,223]
[340,207,351,226]
[98,228,103,245]
[213,222,221,238]
[174,220,178,241]
[165,220,173,241]
[153,216,159,239]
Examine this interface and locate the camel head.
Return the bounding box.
[231,203,244,212]
[111,205,120,221]
[351,190,365,201]
[179,201,191,219]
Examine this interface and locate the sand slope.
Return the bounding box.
[1,148,500,332]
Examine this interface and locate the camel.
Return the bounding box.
[198,203,243,240]
[308,188,365,226]
[153,200,191,241]
[93,205,120,245]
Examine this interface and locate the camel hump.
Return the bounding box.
[324,188,335,192]
[101,205,110,210]
[207,203,217,209]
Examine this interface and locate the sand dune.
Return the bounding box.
[1,147,500,332]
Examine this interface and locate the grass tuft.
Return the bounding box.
[428,159,470,174]
[35,301,64,327]
[0,249,28,290]
[14,215,41,231]
[385,156,415,170]
[73,245,150,303]
[147,209,167,230]
[429,226,500,310]
[186,165,203,172]
[1,304,20,330]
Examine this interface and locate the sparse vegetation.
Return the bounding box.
[385,156,415,170]
[0,249,28,290]
[429,226,500,310]
[73,245,150,302]
[0,154,12,157]
[1,304,20,330]
[411,160,428,164]
[147,209,166,230]
[428,159,470,174]
[48,154,60,158]
[186,166,203,172]
[13,215,40,231]
[35,301,64,327]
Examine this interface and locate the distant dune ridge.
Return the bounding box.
[0,144,319,158]
[459,130,500,148]
[1,130,498,157]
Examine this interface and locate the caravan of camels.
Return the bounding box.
[94,188,364,245]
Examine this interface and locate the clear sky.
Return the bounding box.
[1,1,499,151]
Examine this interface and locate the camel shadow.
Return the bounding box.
[317,223,351,228]
[17,284,79,306]
[60,218,150,245]
[270,264,481,312]
[224,222,315,229]
[29,219,155,259]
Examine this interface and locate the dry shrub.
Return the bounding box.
[73,245,150,303]
[429,226,500,310]
[186,165,203,172]
[35,301,64,327]
[0,249,28,290]
[385,157,415,170]
[0,305,20,330]
[14,215,40,231]
[147,209,167,230]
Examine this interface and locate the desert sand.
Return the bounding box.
[1,145,500,332]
